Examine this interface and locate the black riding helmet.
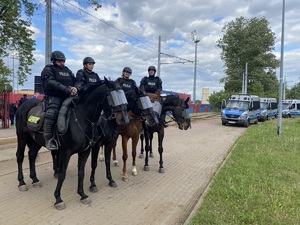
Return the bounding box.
[51,51,66,62]
[148,66,156,72]
[83,57,95,65]
[122,67,132,74]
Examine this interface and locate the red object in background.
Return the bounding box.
[0,90,11,128]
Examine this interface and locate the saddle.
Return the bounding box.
[27,102,45,132]
[27,98,73,134]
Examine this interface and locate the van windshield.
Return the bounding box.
[282,103,289,109]
[260,102,268,109]
[226,101,249,110]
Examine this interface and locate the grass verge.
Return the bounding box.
[188,118,300,225]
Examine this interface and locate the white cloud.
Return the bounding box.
[14,0,300,101]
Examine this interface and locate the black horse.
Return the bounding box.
[89,87,158,188]
[139,93,191,173]
[15,78,129,210]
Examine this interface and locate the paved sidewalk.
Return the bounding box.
[0,125,17,145]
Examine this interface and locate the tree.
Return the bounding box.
[286,83,300,99]
[0,0,36,90]
[208,90,231,111]
[217,17,280,96]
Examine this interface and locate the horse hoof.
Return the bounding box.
[99,156,104,162]
[81,197,91,205]
[150,153,154,158]
[159,168,165,173]
[32,181,42,188]
[122,176,128,182]
[109,182,117,188]
[132,171,138,176]
[89,186,98,193]
[144,166,149,171]
[55,202,66,210]
[139,154,144,159]
[18,185,28,191]
[113,161,119,167]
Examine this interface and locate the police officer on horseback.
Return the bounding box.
[140,66,168,127]
[115,67,137,93]
[41,50,78,150]
[139,66,162,94]
[76,57,101,93]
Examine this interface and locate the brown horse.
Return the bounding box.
[109,88,158,181]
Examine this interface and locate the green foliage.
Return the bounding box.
[0,0,36,90]
[188,119,300,224]
[217,16,280,96]
[286,83,300,99]
[208,90,231,110]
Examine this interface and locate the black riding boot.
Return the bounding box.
[43,118,58,150]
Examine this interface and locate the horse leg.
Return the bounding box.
[149,132,154,158]
[28,142,42,187]
[139,133,144,158]
[131,135,138,176]
[90,145,99,193]
[16,136,28,191]
[143,131,151,171]
[112,136,119,166]
[54,150,72,210]
[157,128,165,173]
[104,143,117,187]
[121,136,129,181]
[51,151,59,178]
[98,146,104,162]
[77,150,92,205]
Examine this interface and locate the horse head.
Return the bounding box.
[163,95,191,130]
[104,78,130,125]
[124,88,158,127]
[81,77,129,125]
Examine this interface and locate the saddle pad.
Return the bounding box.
[27,102,45,131]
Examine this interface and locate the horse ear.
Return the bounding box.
[185,97,189,104]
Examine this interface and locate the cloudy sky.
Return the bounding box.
[7,0,300,101]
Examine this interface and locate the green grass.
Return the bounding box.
[188,118,300,225]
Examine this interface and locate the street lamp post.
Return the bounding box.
[191,30,200,105]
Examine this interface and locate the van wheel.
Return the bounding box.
[222,121,226,126]
[244,120,250,128]
[254,117,258,124]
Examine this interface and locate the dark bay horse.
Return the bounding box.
[93,87,158,182]
[15,78,129,210]
[140,93,191,173]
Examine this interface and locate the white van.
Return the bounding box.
[282,99,300,118]
[221,94,260,127]
[258,97,278,122]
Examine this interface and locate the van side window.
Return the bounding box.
[297,103,300,110]
[290,104,295,109]
[253,101,260,110]
[271,102,277,110]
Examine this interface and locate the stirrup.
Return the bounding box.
[46,138,59,150]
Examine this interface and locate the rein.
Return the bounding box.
[71,92,107,151]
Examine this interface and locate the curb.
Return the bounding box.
[0,137,17,146]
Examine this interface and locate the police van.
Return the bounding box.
[258,97,278,122]
[221,94,260,127]
[282,99,300,118]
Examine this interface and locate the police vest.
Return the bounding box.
[143,77,160,93]
[118,78,135,93]
[81,69,100,83]
[52,66,74,87]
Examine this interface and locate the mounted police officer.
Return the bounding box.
[76,57,101,93]
[115,67,137,93]
[139,66,162,94]
[140,66,168,127]
[41,50,78,150]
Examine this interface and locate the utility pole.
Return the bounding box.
[45,0,52,65]
[244,62,248,94]
[157,35,161,77]
[191,30,200,104]
[277,0,285,135]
